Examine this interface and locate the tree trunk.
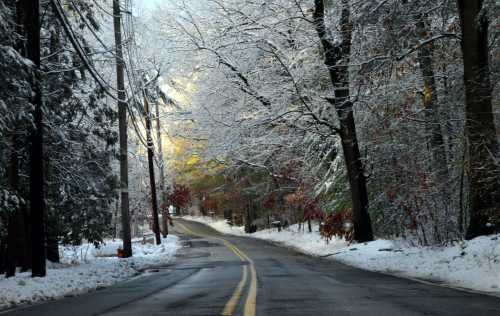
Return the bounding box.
[20,206,31,272]
[5,132,20,277]
[46,236,59,263]
[5,214,18,278]
[155,99,168,237]
[144,94,162,245]
[457,0,500,239]
[6,205,30,274]
[4,0,24,278]
[415,15,449,179]
[113,0,132,257]
[0,238,6,274]
[13,0,32,274]
[313,0,373,242]
[20,0,46,277]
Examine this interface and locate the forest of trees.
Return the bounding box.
[160,0,499,244]
[0,0,167,277]
[0,0,499,279]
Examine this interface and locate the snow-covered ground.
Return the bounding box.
[182,215,500,296]
[0,235,179,310]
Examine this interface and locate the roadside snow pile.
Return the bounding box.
[252,223,350,255]
[183,216,500,295]
[0,235,179,310]
[334,235,500,295]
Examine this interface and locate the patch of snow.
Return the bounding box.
[333,235,500,296]
[252,224,350,256]
[0,235,179,310]
[183,216,500,296]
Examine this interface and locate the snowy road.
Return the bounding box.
[3,219,500,316]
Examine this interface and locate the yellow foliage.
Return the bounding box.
[159,70,224,186]
[423,82,432,107]
[166,135,224,186]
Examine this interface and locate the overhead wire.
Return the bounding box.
[120,0,151,147]
[51,0,120,97]
[91,0,115,17]
[52,0,156,106]
[51,0,152,148]
[69,0,115,59]
[120,0,151,148]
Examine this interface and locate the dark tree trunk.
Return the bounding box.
[144,94,161,245]
[46,232,59,263]
[7,0,32,275]
[113,0,132,257]
[20,0,46,277]
[5,214,18,278]
[313,0,373,242]
[20,206,31,272]
[6,206,30,275]
[457,0,500,239]
[45,190,59,263]
[0,238,6,274]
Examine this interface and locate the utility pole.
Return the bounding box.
[155,99,168,237]
[113,0,132,257]
[22,0,46,277]
[144,93,162,245]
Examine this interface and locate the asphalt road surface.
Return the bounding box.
[2,219,500,316]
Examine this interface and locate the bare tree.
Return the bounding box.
[457,0,500,239]
[313,0,373,242]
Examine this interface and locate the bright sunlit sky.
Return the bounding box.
[135,0,163,11]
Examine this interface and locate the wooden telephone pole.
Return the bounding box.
[155,99,168,237]
[144,93,162,245]
[113,0,132,257]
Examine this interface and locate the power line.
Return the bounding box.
[51,0,152,148]
[51,0,155,106]
[51,0,120,97]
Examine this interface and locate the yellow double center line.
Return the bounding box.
[176,222,257,316]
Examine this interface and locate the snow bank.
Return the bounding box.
[183,216,500,296]
[334,235,500,295]
[0,235,179,309]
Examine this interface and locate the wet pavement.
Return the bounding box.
[2,219,500,316]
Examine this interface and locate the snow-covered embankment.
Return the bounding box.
[0,235,179,309]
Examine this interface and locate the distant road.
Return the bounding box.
[3,219,500,316]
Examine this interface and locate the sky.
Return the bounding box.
[135,0,163,11]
